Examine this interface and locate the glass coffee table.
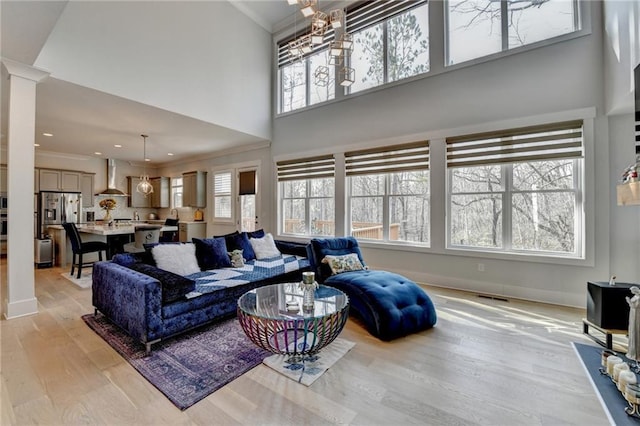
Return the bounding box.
[237,283,349,359]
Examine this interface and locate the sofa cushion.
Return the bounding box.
[111,252,151,267]
[151,243,200,276]
[309,237,367,283]
[129,262,196,304]
[192,237,231,270]
[249,233,281,259]
[275,240,308,257]
[248,229,266,239]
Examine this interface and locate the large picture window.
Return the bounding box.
[213,171,232,221]
[278,26,335,113]
[446,120,584,257]
[347,0,429,94]
[446,0,580,65]
[347,141,430,244]
[278,155,335,236]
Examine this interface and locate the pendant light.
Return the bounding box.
[136,134,154,197]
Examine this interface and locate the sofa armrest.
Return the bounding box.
[92,261,164,344]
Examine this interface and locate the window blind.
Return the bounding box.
[238,170,256,195]
[346,0,428,34]
[277,27,336,68]
[446,120,584,168]
[214,172,231,194]
[345,141,429,176]
[277,155,335,181]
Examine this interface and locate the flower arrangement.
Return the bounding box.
[99,198,117,211]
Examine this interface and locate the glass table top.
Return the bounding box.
[237,283,348,320]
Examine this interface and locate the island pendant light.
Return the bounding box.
[136,134,154,197]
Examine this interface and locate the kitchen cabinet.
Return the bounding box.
[38,169,81,192]
[150,177,170,208]
[128,177,150,208]
[178,222,206,242]
[34,169,39,193]
[81,173,95,208]
[1,164,7,192]
[183,171,207,207]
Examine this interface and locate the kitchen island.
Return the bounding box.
[47,223,178,268]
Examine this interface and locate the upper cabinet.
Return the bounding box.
[39,169,81,192]
[81,173,95,208]
[1,165,6,192]
[150,177,169,208]
[128,176,150,208]
[183,171,207,207]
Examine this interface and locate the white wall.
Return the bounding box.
[608,114,640,283]
[271,1,612,307]
[34,1,272,140]
[603,0,640,115]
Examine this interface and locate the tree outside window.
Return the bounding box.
[350,4,429,94]
[281,178,335,236]
[446,0,579,66]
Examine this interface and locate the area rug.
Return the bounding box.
[263,338,355,386]
[572,342,640,425]
[82,313,270,410]
[60,272,92,289]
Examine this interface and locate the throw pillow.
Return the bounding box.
[192,237,231,270]
[322,253,366,275]
[248,229,265,239]
[227,232,257,261]
[128,263,196,304]
[151,243,200,276]
[250,233,281,260]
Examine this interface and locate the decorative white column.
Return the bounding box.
[2,59,49,319]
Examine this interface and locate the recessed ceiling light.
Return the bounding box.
[95,152,102,155]
[34,143,40,147]
[42,133,53,137]
[114,144,122,148]
[167,153,174,156]
[145,158,150,162]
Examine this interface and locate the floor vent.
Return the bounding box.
[478,294,509,302]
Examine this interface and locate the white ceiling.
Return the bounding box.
[0,0,299,165]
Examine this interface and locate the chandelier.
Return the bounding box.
[286,0,354,87]
[136,134,154,197]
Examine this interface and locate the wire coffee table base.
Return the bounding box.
[238,307,349,360]
[237,284,349,360]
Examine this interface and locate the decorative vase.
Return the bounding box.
[302,283,316,310]
[103,210,112,222]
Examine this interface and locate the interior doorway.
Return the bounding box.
[238,169,258,232]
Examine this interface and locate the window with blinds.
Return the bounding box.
[446,120,583,168]
[346,141,430,245]
[213,171,232,220]
[277,155,335,237]
[346,0,430,93]
[446,120,584,257]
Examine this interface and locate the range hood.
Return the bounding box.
[97,159,128,196]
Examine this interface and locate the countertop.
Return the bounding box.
[47,224,178,235]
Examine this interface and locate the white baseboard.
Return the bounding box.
[4,297,38,319]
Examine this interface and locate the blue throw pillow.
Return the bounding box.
[248,229,265,239]
[226,232,256,261]
[192,237,231,270]
[128,263,195,304]
[112,252,153,267]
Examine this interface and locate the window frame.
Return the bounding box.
[170,176,183,209]
[445,119,585,259]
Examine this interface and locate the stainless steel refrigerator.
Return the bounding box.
[38,191,82,238]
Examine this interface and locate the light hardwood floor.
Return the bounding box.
[1,264,610,425]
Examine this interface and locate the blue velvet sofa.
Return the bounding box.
[308,237,437,341]
[92,239,310,352]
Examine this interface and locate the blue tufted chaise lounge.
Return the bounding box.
[309,237,437,341]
